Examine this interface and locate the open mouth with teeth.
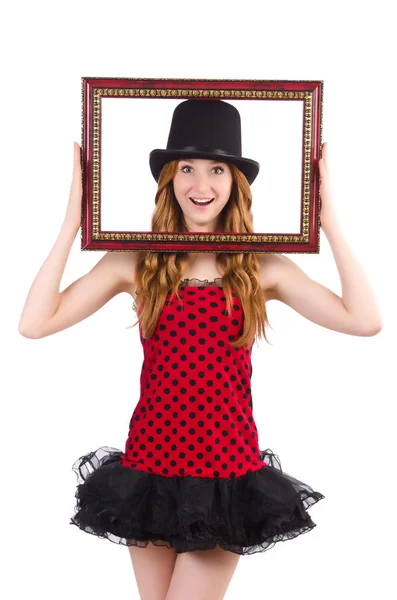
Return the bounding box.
[190,197,214,207]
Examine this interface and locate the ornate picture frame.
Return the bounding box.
[80,77,323,254]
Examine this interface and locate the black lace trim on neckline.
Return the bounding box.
[180,277,224,287]
[132,278,225,311]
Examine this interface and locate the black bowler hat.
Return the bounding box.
[149,99,260,186]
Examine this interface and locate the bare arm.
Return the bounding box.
[19,241,135,339]
[18,220,80,337]
[261,254,382,337]
[18,142,136,339]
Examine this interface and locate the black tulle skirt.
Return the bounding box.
[70,446,325,555]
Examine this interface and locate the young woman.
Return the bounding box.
[19,100,382,600]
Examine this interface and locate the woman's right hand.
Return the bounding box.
[64,142,83,230]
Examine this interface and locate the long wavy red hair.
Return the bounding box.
[127,160,273,349]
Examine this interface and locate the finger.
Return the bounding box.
[74,143,82,173]
[322,142,327,168]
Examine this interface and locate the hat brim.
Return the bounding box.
[149,149,260,186]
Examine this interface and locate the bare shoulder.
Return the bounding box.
[258,253,294,301]
[102,250,137,298]
[102,252,293,302]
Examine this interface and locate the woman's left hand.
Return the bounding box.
[318,142,338,229]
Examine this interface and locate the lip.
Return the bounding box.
[189,197,214,209]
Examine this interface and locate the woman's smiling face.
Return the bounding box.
[172,158,233,232]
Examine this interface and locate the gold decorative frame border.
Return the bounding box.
[83,85,320,246]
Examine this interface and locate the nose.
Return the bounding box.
[190,171,214,194]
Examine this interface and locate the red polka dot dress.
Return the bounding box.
[70,277,324,555]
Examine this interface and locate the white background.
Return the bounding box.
[100,96,303,232]
[2,1,395,599]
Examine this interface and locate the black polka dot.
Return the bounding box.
[119,280,261,480]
